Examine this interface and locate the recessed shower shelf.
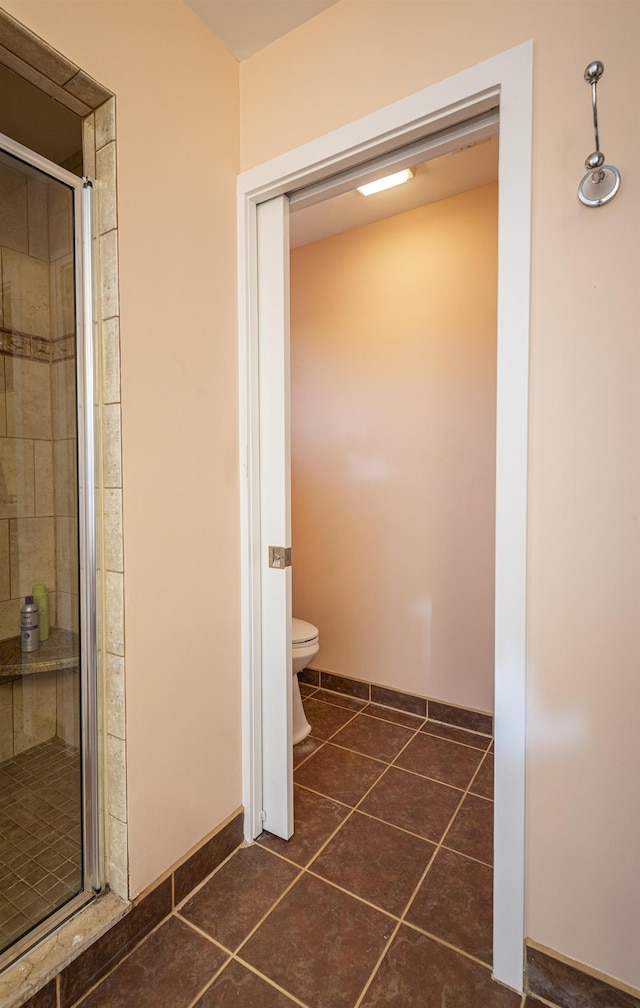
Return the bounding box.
[0,627,79,681]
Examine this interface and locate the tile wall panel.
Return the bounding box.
[0,520,9,599]
[102,488,123,572]
[5,357,52,438]
[105,653,125,739]
[102,404,122,487]
[50,254,74,340]
[53,516,77,595]
[0,436,35,518]
[0,162,28,253]
[1,249,50,337]
[0,358,5,435]
[0,15,128,996]
[56,667,79,747]
[101,317,120,404]
[51,359,76,439]
[47,182,73,262]
[26,178,49,262]
[87,98,128,901]
[12,671,57,752]
[0,684,13,760]
[9,516,55,599]
[34,439,54,515]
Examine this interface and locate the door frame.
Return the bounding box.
[238,41,533,993]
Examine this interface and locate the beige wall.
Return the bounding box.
[241,0,640,991]
[2,0,638,993]
[291,185,497,713]
[3,0,242,897]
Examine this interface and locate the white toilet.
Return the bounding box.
[291,618,319,745]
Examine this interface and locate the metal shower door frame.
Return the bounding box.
[0,131,103,968]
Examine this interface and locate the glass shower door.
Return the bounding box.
[0,140,98,963]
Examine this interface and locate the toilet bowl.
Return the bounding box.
[292,618,318,745]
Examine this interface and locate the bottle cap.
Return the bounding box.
[25,595,34,604]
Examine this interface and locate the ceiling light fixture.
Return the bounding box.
[357,167,415,196]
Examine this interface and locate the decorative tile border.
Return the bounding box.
[299,667,493,734]
[0,329,76,362]
[526,944,640,1008]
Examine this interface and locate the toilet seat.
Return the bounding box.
[292,618,318,647]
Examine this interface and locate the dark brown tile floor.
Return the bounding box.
[0,737,82,956]
[66,686,529,1007]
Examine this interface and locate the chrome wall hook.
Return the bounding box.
[578,60,621,207]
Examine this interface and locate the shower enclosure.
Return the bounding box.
[0,135,100,967]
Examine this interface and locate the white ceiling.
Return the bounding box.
[183,1,499,247]
[184,0,338,60]
[290,135,499,248]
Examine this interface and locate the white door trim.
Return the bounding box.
[257,194,294,841]
[238,40,533,993]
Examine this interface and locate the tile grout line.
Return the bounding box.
[214,863,307,959]
[295,705,496,1003]
[292,706,493,858]
[300,864,403,926]
[175,914,314,1008]
[172,839,252,913]
[187,950,313,1008]
[243,709,437,1008]
[353,918,404,1008]
[295,711,431,830]
[521,991,563,1008]
[390,744,495,945]
[181,954,233,1008]
[155,919,233,1008]
[305,684,493,741]
[68,912,176,1007]
[351,826,481,1003]
[419,725,493,752]
[300,697,489,758]
[0,739,82,952]
[400,919,493,969]
[350,720,496,1005]
[68,702,496,1008]
[256,824,467,939]
[67,836,256,1007]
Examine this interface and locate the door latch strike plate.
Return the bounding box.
[269,546,292,569]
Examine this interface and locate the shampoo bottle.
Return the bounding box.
[20,595,39,653]
[32,584,49,641]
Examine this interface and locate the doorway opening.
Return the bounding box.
[289,138,499,714]
[287,164,499,985]
[238,42,533,992]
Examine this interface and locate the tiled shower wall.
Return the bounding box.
[83,97,129,901]
[0,164,77,640]
[0,6,128,905]
[0,160,80,760]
